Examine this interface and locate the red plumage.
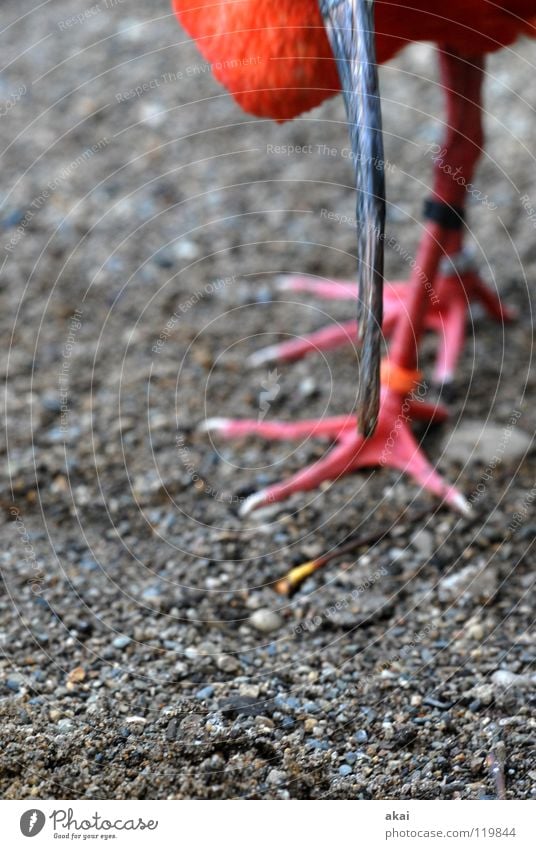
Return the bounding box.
[173,0,536,120]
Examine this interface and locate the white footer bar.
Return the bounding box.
[1,799,534,848]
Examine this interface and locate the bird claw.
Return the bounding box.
[449,491,472,516]
[275,274,357,299]
[252,268,514,380]
[247,322,358,367]
[197,417,232,434]
[238,489,272,517]
[202,388,467,516]
[246,344,281,368]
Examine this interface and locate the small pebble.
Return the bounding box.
[67,666,86,684]
[113,636,132,649]
[422,696,454,710]
[438,562,497,605]
[492,669,535,689]
[196,686,215,700]
[466,622,485,640]
[250,609,283,633]
[266,769,286,786]
[216,654,240,672]
[410,528,434,559]
[442,421,532,464]
[173,239,198,260]
[298,377,319,399]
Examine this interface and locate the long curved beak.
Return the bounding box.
[318,0,385,437]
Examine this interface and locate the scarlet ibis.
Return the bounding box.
[172,0,536,516]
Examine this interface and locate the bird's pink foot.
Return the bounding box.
[248,277,411,367]
[201,386,469,517]
[430,260,516,384]
[251,257,514,383]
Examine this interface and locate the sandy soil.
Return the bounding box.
[0,0,535,799]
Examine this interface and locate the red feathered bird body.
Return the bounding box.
[173,0,536,121]
[171,0,536,516]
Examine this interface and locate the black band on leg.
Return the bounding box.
[423,199,465,230]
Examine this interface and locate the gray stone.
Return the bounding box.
[339,764,353,776]
[442,420,531,464]
[410,528,434,559]
[216,654,240,673]
[250,609,283,633]
[266,769,287,785]
[438,561,497,605]
[195,686,215,700]
[491,670,535,689]
[113,636,132,649]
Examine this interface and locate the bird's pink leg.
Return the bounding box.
[259,263,513,376]
[277,274,412,300]
[407,398,449,425]
[202,414,354,441]
[276,275,358,300]
[247,50,512,380]
[198,51,510,515]
[432,276,469,385]
[214,221,468,516]
[248,283,410,367]
[383,424,465,511]
[463,270,517,323]
[239,434,365,515]
[203,387,465,517]
[247,320,358,367]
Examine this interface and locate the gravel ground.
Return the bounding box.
[1,1,535,799]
